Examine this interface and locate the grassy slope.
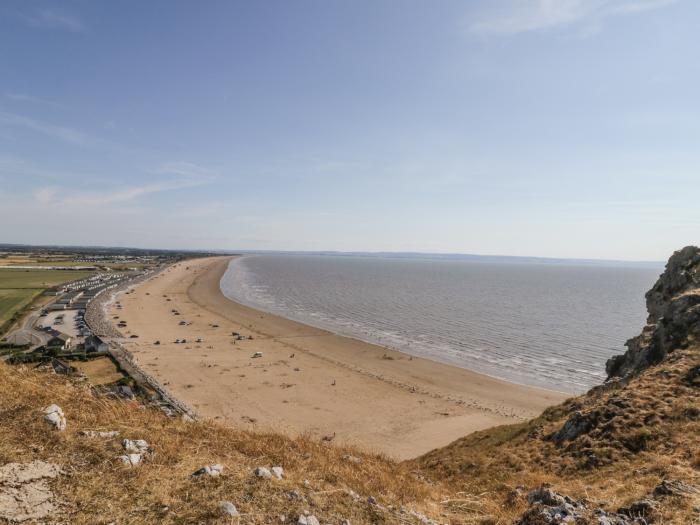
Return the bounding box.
[4,346,697,524]
[0,362,455,525]
[412,343,700,523]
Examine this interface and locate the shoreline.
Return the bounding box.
[222,254,574,395]
[114,256,567,459]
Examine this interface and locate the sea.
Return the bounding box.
[220,254,662,393]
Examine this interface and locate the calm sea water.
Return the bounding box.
[220,255,660,393]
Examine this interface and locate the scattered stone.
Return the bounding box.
[0,461,61,522]
[341,454,362,464]
[297,515,320,525]
[517,486,647,525]
[527,487,568,506]
[220,501,239,516]
[117,454,142,466]
[653,479,698,497]
[368,496,378,505]
[192,464,224,477]
[252,352,263,358]
[80,430,120,438]
[618,499,659,520]
[549,411,594,444]
[122,439,150,454]
[43,404,66,431]
[271,466,284,479]
[255,466,272,479]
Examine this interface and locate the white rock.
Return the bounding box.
[80,430,120,438]
[118,454,142,466]
[340,520,351,525]
[342,454,362,464]
[219,501,239,516]
[122,439,149,453]
[43,405,66,431]
[255,466,272,478]
[192,464,224,477]
[271,466,284,479]
[297,516,320,525]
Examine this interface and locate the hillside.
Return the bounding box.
[1,247,699,524]
[415,246,700,523]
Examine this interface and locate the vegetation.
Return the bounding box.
[0,361,449,525]
[2,338,698,524]
[0,268,95,335]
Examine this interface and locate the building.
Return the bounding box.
[35,358,74,375]
[85,335,108,353]
[46,333,72,351]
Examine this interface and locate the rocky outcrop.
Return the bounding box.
[607,246,700,380]
[516,486,649,525]
[0,461,62,522]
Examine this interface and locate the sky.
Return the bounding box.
[0,0,698,261]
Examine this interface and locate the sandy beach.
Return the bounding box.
[113,257,566,459]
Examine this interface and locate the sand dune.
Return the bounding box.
[114,256,566,459]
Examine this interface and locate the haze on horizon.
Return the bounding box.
[0,0,698,261]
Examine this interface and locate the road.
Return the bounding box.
[3,307,50,348]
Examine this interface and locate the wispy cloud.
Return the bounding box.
[0,111,94,146]
[31,161,215,207]
[467,0,679,35]
[21,8,84,32]
[151,161,216,181]
[4,93,66,109]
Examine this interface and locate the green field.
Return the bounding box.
[0,289,42,326]
[0,268,95,331]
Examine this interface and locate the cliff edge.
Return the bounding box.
[606,245,700,380]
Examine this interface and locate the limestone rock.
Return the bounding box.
[297,515,320,525]
[43,404,66,431]
[0,461,61,522]
[517,486,647,525]
[220,501,239,516]
[192,464,224,477]
[271,466,284,479]
[652,479,698,497]
[122,439,150,454]
[254,466,272,479]
[117,454,142,466]
[607,246,700,380]
[80,430,120,438]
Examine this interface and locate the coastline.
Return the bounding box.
[115,256,567,459]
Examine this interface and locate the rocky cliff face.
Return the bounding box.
[606,245,700,380]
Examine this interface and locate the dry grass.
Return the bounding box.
[413,344,700,524]
[2,343,699,524]
[71,357,126,385]
[0,362,452,524]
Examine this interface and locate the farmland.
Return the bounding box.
[0,268,95,331]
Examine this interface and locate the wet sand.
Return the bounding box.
[114,257,566,459]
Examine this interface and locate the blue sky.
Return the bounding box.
[0,0,697,260]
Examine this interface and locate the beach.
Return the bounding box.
[114,256,566,459]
